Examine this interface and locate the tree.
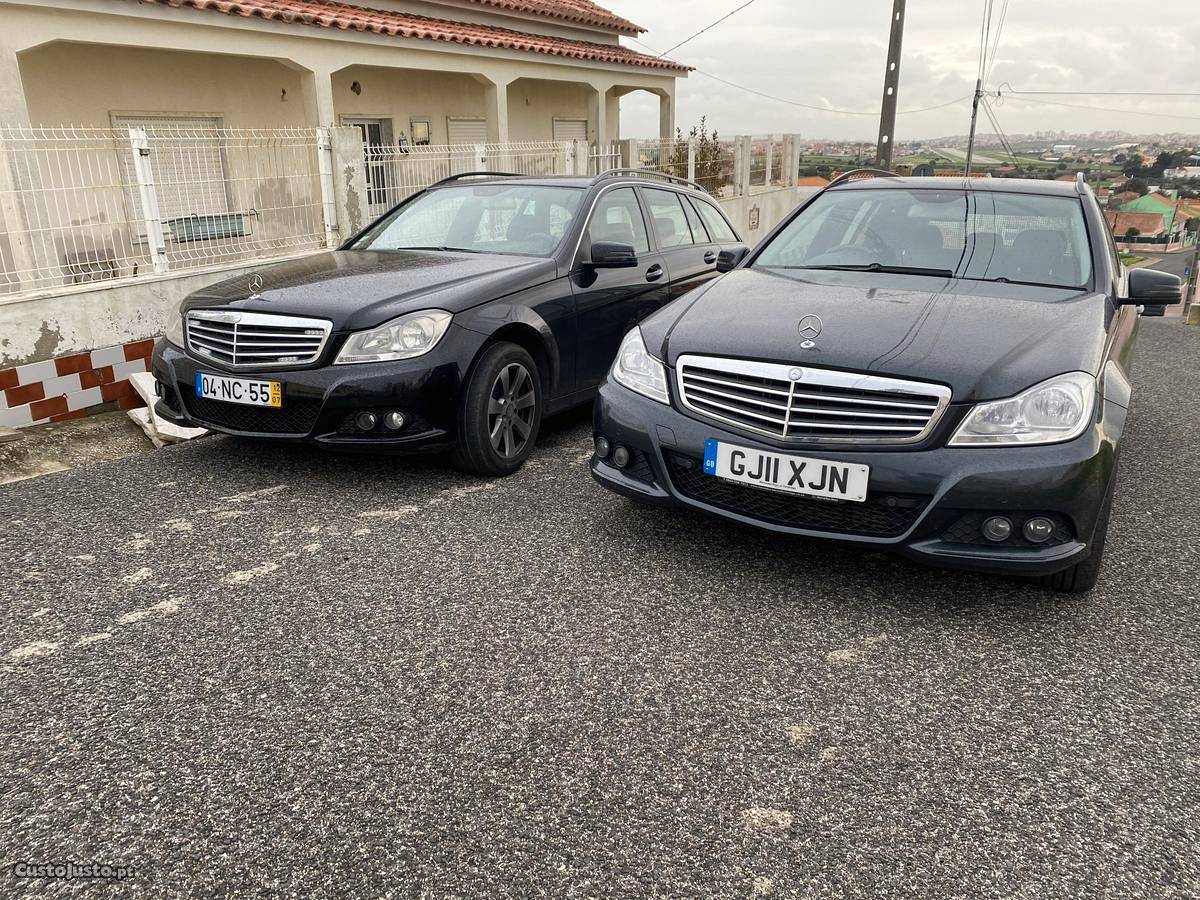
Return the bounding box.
[1127,178,1149,197]
[668,117,730,195]
[1122,154,1144,177]
[1125,227,1140,238]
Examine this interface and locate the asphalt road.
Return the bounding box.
[2,320,1198,899]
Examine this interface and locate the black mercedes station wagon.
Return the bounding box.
[152,171,745,475]
[591,172,1183,592]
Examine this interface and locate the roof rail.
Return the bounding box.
[430,171,525,188]
[826,168,902,189]
[596,167,712,195]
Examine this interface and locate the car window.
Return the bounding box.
[353,184,584,257]
[681,195,710,243]
[690,197,738,242]
[643,188,694,248]
[753,188,1092,290]
[586,187,650,254]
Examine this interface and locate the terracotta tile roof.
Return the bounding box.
[794,176,829,187]
[467,0,643,34]
[139,0,688,71]
[1105,209,1166,236]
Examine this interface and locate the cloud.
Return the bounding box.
[603,0,1200,139]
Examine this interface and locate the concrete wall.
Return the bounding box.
[717,186,820,247]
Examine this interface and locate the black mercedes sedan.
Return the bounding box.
[151,171,745,474]
[591,173,1183,592]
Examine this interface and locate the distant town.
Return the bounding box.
[791,131,1200,259]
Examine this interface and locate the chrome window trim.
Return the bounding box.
[185,309,333,370]
[674,354,953,445]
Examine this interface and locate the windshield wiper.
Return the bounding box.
[388,245,488,253]
[965,276,1084,290]
[776,263,955,277]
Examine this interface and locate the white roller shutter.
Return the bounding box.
[447,117,488,146]
[552,118,588,143]
[113,114,229,235]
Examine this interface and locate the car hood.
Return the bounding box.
[181,250,559,332]
[647,268,1111,402]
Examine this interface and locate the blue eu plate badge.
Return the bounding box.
[703,439,719,474]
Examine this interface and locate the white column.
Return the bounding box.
[658,89,676,142]
[300,66,337,128]
[484,77,511,144]
[588,84,609,147]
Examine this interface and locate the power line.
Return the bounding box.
[656,0,759,59]
[995,90,1200,122]
[629,36,971,118]
[984,0,1010,84]
[1003,88,1200,97]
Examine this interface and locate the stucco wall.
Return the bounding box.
[506,79,593,142]
[19,44,311,128]
[331,66,489,146]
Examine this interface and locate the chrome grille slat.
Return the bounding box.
[676,355,952,445]
[186,310,332,369]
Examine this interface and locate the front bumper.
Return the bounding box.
[591,380,1120,578]
[151,326,485,450]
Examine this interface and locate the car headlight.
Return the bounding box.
[165,307,186,348]
[334,310,452,365]
[949,372,1096,446]
[611,326,669,405]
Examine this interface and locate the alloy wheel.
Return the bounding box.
[487,362,536,459]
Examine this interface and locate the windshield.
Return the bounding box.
[753,188,1093,290]
[352,183,585,257]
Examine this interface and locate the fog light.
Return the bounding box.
[982,516,1013,542]
[612,445,631,468]
[355,411,378,431]
[383,411,406,431]
[594,436,611,459]
[1023,516,1056,544]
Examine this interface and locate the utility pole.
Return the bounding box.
[1185,227,1200,318]
[874,0,905,171]
[964,78,983,176]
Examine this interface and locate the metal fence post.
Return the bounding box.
[687,139,697,183]
[316,127,339,248]
[474,144,487,171]
[560,141,573,175]
[128,126,169,275]
[763,138,773,187]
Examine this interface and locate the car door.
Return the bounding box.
[571,186,671,389]
[688,193,747,260]
[639,187,723,301]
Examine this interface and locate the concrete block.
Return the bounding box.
[1187,303,1200,326]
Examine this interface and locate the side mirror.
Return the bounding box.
[1125,267,1182,305]
[716,245,749,273]
[589,242,638,269]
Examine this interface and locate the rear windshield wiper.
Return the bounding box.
[773,263,955,277]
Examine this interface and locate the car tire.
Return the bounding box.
[451,342,542,477]
[1038,468,1117,594]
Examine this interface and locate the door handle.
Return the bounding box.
[703,251,717,264]
[645,264,664,282]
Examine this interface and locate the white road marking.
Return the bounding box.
[30,608,51,619]
[122,567,153,584]
[117,599,182,625]
[359,507,420,521]
[224,562,280,584]
[827,648,862,666]
[785,723,816,747]
[69,555,95,563]
[75,633,112,647]
[9,641,59,660]
[741,807,793,834]
[163,519,194,533]
[220,484,288,503]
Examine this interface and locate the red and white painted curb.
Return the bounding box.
[0,338,155,429]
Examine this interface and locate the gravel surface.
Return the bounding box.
[1,319,1197,898]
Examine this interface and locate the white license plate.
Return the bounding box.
[703,439,869,503]
[195,372,282,408]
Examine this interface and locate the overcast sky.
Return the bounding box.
[603,0,1200,142]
